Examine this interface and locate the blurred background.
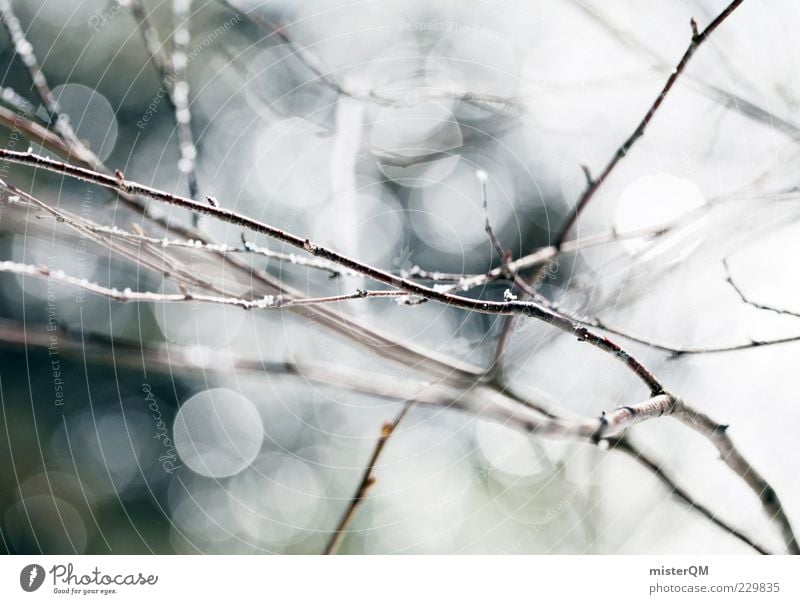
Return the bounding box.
[0,0,798,554]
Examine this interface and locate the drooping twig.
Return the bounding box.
[323,402,415,555]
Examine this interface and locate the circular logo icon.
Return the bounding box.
[20,564,45,592]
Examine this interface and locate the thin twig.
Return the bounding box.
[491,0,746,377]
[723,258,800,318]
[170,0,200,207]
[0,0,92,163]
[607,436,772,555]
[672,400,799,554]
[554,0,746,246]
[215,0,521,119]
[29,212,352,278]
[323,402,415,555]
[123,0,172,72]
[0,1,792,556]
[124,0,201,219]
[0,259,405,309]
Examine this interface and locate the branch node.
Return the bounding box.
[580,163,593,186]
[690,17,700,40]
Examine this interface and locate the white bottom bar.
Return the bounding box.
[1,555,797,603]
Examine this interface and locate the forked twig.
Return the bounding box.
[554,0,746,246]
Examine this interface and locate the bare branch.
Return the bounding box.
[0,314,776,555]
[0,149,667,395]
[0,85,36,117]
[170,0,200,205]
[554,0,746,246]
[723,258,800,318]
[323,402,414,555]
[123,0,201,220]
[0,259,405,309]
[0,0,93,162]
[123,0,172,73]
[607,436,772,555]
[672,400,799,554]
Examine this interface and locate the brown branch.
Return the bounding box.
[0,149,666,395]
[607,436,772,555]
[3,153,794,552]
[553,0,746,246]
[0,105,485,381]
[672,400,799,554]
[723,258,800,318]
[323,402,414,555]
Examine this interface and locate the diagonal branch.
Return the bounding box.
[0,0,94,164]
[607,436,771,555]
[0,315,775,555]
[723,257,800,318]
[491,0,746,382]
[323,402,414,555]
[672,400,799,554]
[0,149,666,395]
[554,0,746,246]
